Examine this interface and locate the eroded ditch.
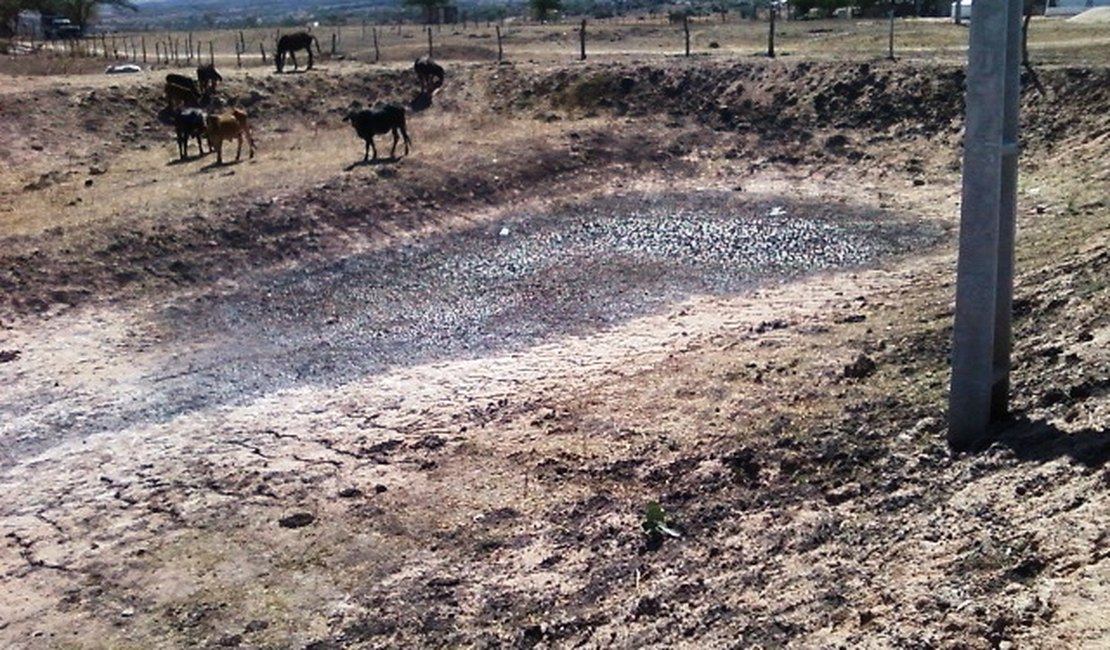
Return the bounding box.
[1,190,946,465]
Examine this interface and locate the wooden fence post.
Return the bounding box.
[887,1,896,61]
[496,25,502,62]
[427,26,433,57]
[684,14,690,56]
[260,42,267,64]
[579,19,587,60]
[209,41,214,65]
[768,6,776,58]
[331,32,337,55]
[373,27,379,62]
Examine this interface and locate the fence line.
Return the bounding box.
[7,15,998,71]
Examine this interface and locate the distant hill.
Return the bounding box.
[97,0,419,31]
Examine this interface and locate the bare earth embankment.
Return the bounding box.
[0,54,1108,649]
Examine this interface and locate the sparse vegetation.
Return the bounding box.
[0,15,1107,650]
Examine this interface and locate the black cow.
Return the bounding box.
[165,73,199,96]
[196,63,223,94]
[174,108,207,160]
[276,32,321,73]
[414,55,445,95]
[343,105,411,162]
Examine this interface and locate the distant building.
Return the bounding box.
[41,12,83,39]
[949,0,1110,19]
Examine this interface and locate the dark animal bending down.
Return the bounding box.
[414,55,445,95]
[206,108,255,164]
[343,105,411,162]
[173,108,207,160]
[196,63,222,94]
[276,32,320,73]
[166,73,199,95]
[164,79,210,110]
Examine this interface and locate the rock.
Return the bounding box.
[634,596,661,618]
[278,512,315,529]
[825,482,861,505]
[843,354,877,379]
[338,487,363,498]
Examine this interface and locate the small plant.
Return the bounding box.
[642,502,682,544]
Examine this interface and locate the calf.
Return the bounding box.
[173,108,207,160]
[343,105,411,162]
[206,108,255,164]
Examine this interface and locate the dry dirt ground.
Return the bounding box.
[0,52,1108,649]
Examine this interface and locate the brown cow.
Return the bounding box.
[206,108,255,164]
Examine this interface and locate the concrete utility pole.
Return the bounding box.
[949,0,1022,451]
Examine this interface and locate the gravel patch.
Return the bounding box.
[3,191,945,459]
[164,190,943,397]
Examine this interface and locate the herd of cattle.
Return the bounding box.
[162,41,445,165]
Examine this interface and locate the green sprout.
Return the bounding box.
[642,502,682,540]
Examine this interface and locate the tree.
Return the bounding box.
[530,0,562,23]
[402,0,449,25]
[1,0,26,37]
[51,0,137,32]
[1,0,49,37]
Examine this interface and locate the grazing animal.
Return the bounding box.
[166,73,200,95]
[414,55,445,95]
[276,32,320,73]
[196,63,223,94]
[164,80,209,110]
[173,108,207,160]
[343,105,411,162]
[206,108,255,164]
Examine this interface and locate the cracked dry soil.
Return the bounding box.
[0,59,1108,649]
